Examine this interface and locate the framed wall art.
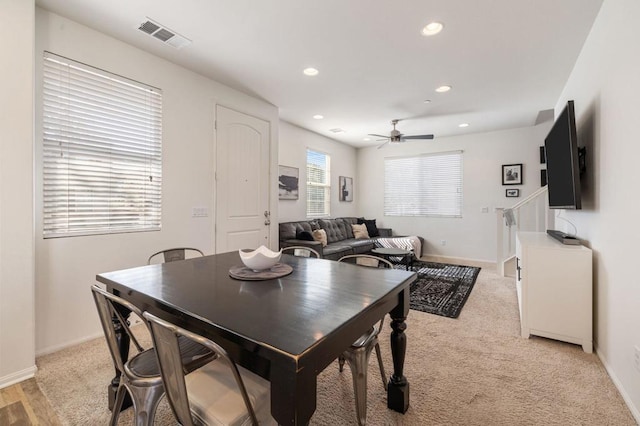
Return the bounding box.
[502,163,523,185]
[506,188,520,197]
[278,165,299,200]
[339,176,353,202]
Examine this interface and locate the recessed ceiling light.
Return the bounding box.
[423,99,432,104]
[313,114,324,119]
[303,67,319,76]
[459,123,469,128]
[363,137,371,141]
[435,85,452,93]
[421,22,444,36]
[329,128,345,134]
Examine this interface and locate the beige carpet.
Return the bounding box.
[35,263,636,425]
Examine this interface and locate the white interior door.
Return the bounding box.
[215,105,271,253]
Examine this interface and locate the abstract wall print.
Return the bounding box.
[339,176,353,202]
[278,165,299,200]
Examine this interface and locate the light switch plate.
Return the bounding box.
[192,207,208,217]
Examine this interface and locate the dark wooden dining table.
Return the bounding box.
[96,251,416,425]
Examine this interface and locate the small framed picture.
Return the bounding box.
[278,165,299,200]
[506,188,520,197]
[502,163,523,185]
[339,176,353,202]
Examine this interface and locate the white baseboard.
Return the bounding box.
[36,331,104,357]
[594,342,640,423]
[421,254,496,271]
[0,365,37,390]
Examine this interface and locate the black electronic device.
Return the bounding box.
[546,229,581,245]
[544,100,585,209]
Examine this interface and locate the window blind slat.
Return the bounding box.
[43,52,162,238]
[384,151,463,217]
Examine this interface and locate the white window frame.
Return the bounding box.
[306,149,331,217]
[384,151,463,217]
[42,52,162,238]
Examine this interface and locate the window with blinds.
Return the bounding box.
[306,149,331,217]
[42,52,162,238]
[384,151,463,217]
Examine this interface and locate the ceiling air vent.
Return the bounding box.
[137,18,191,49]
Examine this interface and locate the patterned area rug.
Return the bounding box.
[398,260,481,318]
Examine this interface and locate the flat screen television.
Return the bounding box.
[544,100,584,209]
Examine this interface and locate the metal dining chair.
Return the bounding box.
[143,312,276,426]
[337,254,392,426]
[281,245,320,258]
[91,285,214,426]
[147,247,204,264]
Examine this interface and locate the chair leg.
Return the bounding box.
[339,355,346,372]
[346,346,372,426]
[110,385,127,426]
[374,342,387,391]
[129,384,165,426]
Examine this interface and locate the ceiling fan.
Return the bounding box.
[369,119,434,149]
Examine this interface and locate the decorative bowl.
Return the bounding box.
[238,245,282,271]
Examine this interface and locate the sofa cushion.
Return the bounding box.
[340,238,375,254]
[319,219,350,243]
[279,221,317,241]
[296,230,314,241]
[322,244,353,260]
[357,218,379,237]
[351,224,370,239]
[312,229,327,247]
[339,218,356,238]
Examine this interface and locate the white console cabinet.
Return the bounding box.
[515,232,592,353]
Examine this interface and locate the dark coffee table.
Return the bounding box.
[372,247,414,270]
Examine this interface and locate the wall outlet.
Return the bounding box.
[440,240,446,246]
[634,345,640,372]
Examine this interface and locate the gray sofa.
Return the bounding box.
[278,217,392,260]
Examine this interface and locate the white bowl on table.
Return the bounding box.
[239,245,282,271]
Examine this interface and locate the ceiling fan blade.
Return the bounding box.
[368,133,389,139]
[377,140,390,149]
[401,134,435,140]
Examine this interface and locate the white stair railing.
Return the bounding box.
[496,186,549,276]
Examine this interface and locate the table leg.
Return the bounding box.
[270,363,317,425]
[388,291,410,413]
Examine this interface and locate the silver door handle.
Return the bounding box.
[264,219,271,225]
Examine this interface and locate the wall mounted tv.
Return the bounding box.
[544,100,585,209]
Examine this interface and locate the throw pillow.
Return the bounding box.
[312,229,328,247]
[352,223,370,239]
[296,230,315,241]
[357,218,379,237]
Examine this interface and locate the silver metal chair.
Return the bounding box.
[147,247,204,264]
[337,254,392,426]
[91,285,214,426]
[281,245,320,258]
[143,312,275,426]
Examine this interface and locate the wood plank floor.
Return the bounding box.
[0,379,61,426]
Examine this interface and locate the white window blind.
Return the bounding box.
[306,149,331,217]
[42,52,162,238]
[384,151,463,217]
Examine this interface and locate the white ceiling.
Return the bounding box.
[35,0,603,148]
